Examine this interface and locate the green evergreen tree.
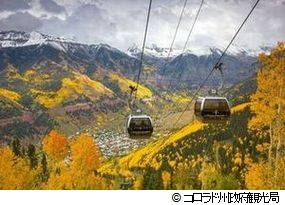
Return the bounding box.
[41,154,49,182]
[27,144,38,169]
[12,138,21,156]
[142,166,163,190]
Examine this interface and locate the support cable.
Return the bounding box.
[133,0,153,106]
[169,0,261,133]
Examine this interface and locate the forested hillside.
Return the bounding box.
[0,37,284,189]
[0,30,261,143]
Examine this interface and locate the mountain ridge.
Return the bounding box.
[0,31,140,78]
[0,30,262,144]
[126,42,272,58]
[1,30,270,61]
[0,30,263,86]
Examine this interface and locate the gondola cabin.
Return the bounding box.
[127,114,153,139]
[194,96,231,122]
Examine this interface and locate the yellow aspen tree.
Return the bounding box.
[245,162,267,189]
[199,162,219,190]
[42,130,68,162]
[246,157,285,190]
[69,134,102,189]
[133,177,143,190]
[249,42,285,189]
[70,134,101,172]
[0,147,38,189]
[45,134,102,190]
[43,165,73,190]
[249,42,285,162]
[162,171,171,189]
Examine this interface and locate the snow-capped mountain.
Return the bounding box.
[0,30,74,50]
[127,43,271,58]
[0,30,140,75]
[127,43,180,58]
[127,43,182,58]
[0,30,127,55]
[0,30,268,88]
[1,30,270,60]
[126,42,270,86]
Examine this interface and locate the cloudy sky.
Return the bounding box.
[0,0,284,51]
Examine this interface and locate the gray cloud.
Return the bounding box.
[41,4,117,44]
[43,0,285,50]
[64,4,116,42]
[39,0,66,13]
[0,0,32,11]
[1,0,284,51]
[0,12,42,31]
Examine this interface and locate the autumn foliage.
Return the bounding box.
[70,134,101,172]
[0,43,284,190]
[0,130,102,190]
[97,43,285,190]
[0,147,38,189]
[42,130,68,162]
[246,42,285,189]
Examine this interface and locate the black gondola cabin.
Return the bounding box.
[194,96,231,122]
[127,114,153,139]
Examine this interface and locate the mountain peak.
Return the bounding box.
[0,30,75,49]
[127,43,272,58]
[127,43,182,58]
